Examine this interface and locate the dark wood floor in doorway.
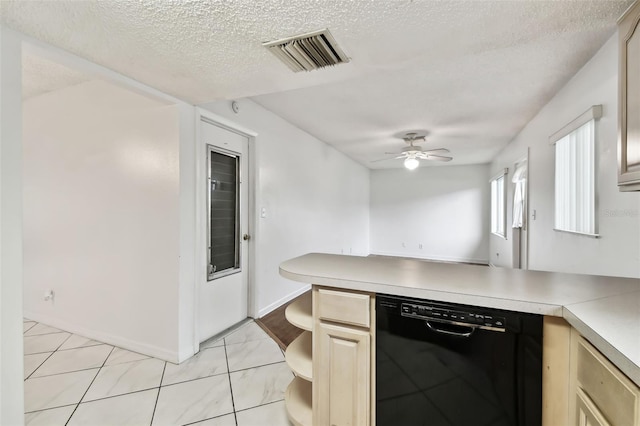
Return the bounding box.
[255,291,308,350]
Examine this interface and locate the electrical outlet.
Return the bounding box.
[419,243,423,249]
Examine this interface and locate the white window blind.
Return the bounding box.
[552,106,600,237]
[491,169,507,238]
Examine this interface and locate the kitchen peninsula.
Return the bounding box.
[280,253,640,426]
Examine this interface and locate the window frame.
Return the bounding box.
[550,105,601,238]
[490,168,508,239]
[207,144,242,281]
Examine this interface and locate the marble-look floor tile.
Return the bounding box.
[24,368,99,412]
[190,413,237,425]
[68,388,158,426]
[229,362,292,411]
[200,335,225,350]
[226,338,285,372]
[24,324,64,336]
[83,357,165,401]
[224,321,270,345]
[152,375,233,426]
[104,347,150,366]
[24,321,37,333]
[24,405,76,426]
[162,346,227,386]
[24,352,52,379]
[32,344,112,377]
[24,333,70,355]
[236,400,291,426]
[58,334,103,350]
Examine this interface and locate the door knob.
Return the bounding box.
[243,234,250,241]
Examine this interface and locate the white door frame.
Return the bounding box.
[512,152,529,270]
[194,108,258,352]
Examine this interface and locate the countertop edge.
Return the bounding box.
[280,255,640,388]
[562,305,640,388]
[280,265,564,316]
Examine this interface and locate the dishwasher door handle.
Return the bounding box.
[426,320,475,338]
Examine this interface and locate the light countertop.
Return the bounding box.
[280,253,640,386]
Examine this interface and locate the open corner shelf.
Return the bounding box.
[285,291,312,331]
[285,376,312,426]
[285,330,312,381]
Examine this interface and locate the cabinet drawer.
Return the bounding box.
[315,288,371,328]
[576,337,639,425]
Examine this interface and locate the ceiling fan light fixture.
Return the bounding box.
[404,157,419,170]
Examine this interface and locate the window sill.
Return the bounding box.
[553,228,600,238]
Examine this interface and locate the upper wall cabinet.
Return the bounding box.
[619,1,640,191]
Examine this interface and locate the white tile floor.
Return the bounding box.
[23,319,294,426]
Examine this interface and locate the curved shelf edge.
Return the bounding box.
[285,376,312,426]
[285,291,312,332]
[285,330,312,381]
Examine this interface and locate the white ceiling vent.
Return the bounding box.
[263,29,350,72]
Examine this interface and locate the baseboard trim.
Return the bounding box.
[369,251,489,266]
[258,284,311,318]
[23,310,180,363]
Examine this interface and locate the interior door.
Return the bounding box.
[199,120,249,340]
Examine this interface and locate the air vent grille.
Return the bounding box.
[263,29,349,72]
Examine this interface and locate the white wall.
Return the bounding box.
[0,26,25,425]
[199,99,370,316]
[23,80,184,361]
[490,34,640,278]
[370,164,490,264]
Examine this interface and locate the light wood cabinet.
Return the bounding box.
[284,287,375,426]
[618,1,640,191]
[313,287,375,426]
[569,331,640,426]
[576,388,611,426]
[314,321,370,426]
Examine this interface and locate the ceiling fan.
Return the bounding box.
[372,132,452,170]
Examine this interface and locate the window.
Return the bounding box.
[207,145,241,280]
[551,105,601,237]
[491,169,508,238]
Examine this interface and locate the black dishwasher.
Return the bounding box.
[376,294,542,426]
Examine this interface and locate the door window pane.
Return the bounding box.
[208,148,240,279]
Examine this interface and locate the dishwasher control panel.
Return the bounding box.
[400,302,506,331]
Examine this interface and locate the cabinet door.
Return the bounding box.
[314,321,370,426]
[575,388,611,426]
[619,1,640,191]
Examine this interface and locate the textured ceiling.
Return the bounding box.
[3,0,633,168]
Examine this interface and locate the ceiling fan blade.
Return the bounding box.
[371,156,401,163]
[371,153,407,163]
[422,148,450,154]
[384,151,403,155]
[426,154,453,162]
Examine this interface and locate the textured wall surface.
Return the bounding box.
[200,98,371,316]
[22,80,182,360]
[490,35,640,278]
[370,164,490,264]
